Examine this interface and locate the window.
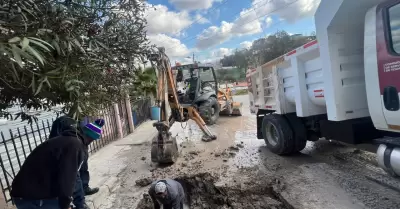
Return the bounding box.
[389,4,400,54]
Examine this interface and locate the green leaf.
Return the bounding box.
[73,39,85,54]
[21,37,29,50]
[34,81,43,95]
[43,76,51,88]
[51,40,61,55]
[26,46,44,65]
[61,20,73,26]
[95,40,108,49]
[9,37,21,43]
[66,86,74,91]
[31,74,36,93]
[29,39,51,52]
[11,45,23,68]
[10,63,19,81]
[28,37,53,49]
[65,80,72,87]
[46,68,60,75]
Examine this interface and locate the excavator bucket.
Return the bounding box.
[231,102,243,116]
[151,132,179,164]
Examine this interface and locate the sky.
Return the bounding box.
[145,0,321,65]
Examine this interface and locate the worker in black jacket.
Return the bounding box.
[10,118,105,209]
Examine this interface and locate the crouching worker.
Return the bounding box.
[10,118,105,209]
[149,179,186,209]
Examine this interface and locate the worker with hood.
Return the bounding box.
[10,117,105,209]
[48,116,101,209]
[148,179,186,209]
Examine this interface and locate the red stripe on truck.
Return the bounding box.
[303,40,318,49]
[286,50,296,56]
[266,105,272,108]
[313,89,323,92]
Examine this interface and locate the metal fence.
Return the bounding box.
[119,100,131,137]
[0,106,120,203]
[131,98,151,127]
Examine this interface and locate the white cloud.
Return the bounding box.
[195,14,210,24]
[195,0,320,49]
[145,4,192,36]
[196,21,233,49]
[265,16,273,28]
[230,8,262,36]
[147,34,190,58]
[169,0,222,11]
[251,0,320,23]
[212,48,233,57]
[240,41,253,49]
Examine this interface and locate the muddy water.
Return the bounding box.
[111,95,400,209]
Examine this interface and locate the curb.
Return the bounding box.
[87,176,120,209]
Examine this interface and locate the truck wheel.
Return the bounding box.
[285,114,307,152]
[199,97,220,125]
[262,114,295,155]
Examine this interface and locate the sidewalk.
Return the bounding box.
[85,120,157,209]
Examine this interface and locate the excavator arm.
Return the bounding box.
[148,47,216,163]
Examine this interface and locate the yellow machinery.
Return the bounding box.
[148,47,241,163]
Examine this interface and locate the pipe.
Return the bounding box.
[377,144,400,177]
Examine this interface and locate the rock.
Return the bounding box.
[189,151,199,155]
[229,146,239,151]
[237,144,244,148]
[141,156,146,161]
[214,153,221,157]
[223,159,228,162]
[135,177,153,187]
[181,163,187,167]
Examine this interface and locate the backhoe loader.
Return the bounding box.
[148,47,241,163]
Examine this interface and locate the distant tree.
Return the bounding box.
[220,55,235,67]
[219,30,316,70]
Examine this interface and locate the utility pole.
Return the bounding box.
[192,53,195,63]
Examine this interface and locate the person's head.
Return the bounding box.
[49,116,77,139]
[155,181,168,199]
[80,118,105,145]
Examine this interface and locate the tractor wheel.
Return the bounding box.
[199,97,220,125]
[262,114,295,155]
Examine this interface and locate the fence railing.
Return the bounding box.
[131,98,151,127]
[0,99,152,203]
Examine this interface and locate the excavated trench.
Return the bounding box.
[136,173,292,209]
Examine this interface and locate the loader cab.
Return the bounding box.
[175,64,218,104]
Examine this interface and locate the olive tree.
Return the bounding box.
[0,0,150,121]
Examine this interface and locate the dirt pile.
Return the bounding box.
[136,172,290,209]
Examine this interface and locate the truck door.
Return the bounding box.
[377,0,400,131]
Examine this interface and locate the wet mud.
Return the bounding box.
[136,172,291,209]
[111,96,400,209]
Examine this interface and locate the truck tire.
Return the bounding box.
[285,114,307,152]
[199,97,220,125]
[262,114,295,155]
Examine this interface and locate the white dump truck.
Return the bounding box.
[247,0,400,176]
